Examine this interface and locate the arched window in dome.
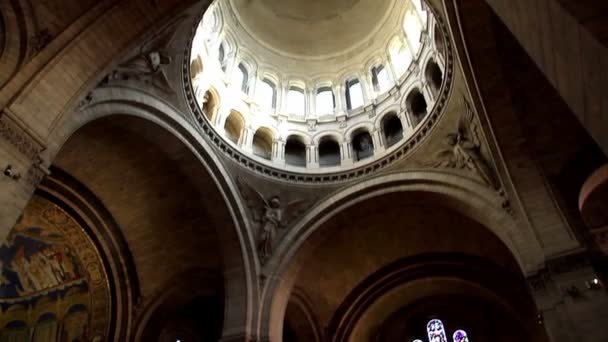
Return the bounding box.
[389,38,412,78]
[345,79,364,110]
[190,55,204,79]
[253,127,274,160]
[404,5,424,53]
[285,135,307,167]
[32,313,58,342]
[224,111,245,144]
[1,321,29,341]
[412,0,428,25]
[233,63,249,93]
[352,129,374,161]
[318,136,341,167]
[257,78,277,112]
[453,330,469,342]
[371,65,391,94]
[287,87,306,116]
[406,88,427,126]
[316,87,335,115]
[424,58,443,96]
[427,319,447,342]
[412,340,424,342]
[202,89,218,121]
[382,113,404,147]
[218,43,227,72]
[434,23,446,58]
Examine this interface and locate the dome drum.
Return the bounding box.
[186,0,453,179]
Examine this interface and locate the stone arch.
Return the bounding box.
[405,87,428,127]
[330,254,543,341]
[348,125,375,161]
[224,110,246,144]
[252,127,275,160]
[317,135,342,167]
[134,269,223,341]
[43,87,256,340]
[0,0,34,88]
[283,288,323,342]
[259,171,544,340]
[380,111,404,148]
[424,57,443,96]
[285,134,309,167]
[35,168,140,340]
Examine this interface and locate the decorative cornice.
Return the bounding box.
[0,113,44,161]
[183,3,455,184]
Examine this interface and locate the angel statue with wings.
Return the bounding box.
[238,179,309,263]
[434,98,498,189]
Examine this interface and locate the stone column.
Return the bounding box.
[341,141,354,166]
[372,129,385,153]
[273,139,285,165]
[0,114,48,242]
[306,144,319,169]
[307,89,316,117]
[359,76,372,104]
[240,127,255,152]
[334,84,346,115]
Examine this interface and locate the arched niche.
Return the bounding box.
[406,88,428,127]
[261,174,545,341]
[32,313,59,342]
[46,112,250,340]
[253,127,274,160]
[424,58,443,96]
[351,129,374,161]
[285,135,307,167]
[283,289,323,342]
[190,55,204,79]
[0,321,29,341]
[318,136,341,167]
[224,110,245,144]
[138,271,224,342]
[203,88,220,121]
[381,113,404,148]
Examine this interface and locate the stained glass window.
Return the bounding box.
[427,319,448,342]
[453,330,469,342]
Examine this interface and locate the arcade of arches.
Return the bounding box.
[0,0,607,341]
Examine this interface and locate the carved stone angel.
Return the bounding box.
[434,99,498,189]
[237,178,310,263]
[108,16,184,93]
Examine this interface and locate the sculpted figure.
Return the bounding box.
[435,98,498,189]
[238,179,309,263]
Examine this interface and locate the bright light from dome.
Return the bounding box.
[257,79,276,111]
[347,81,364,110]
[316,89,335,115]
[376,66,391,93]
[404,12,422,52]
[287,88,306,116]
[390,38,412,77]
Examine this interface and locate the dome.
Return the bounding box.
[187,0,452,181]
[229,0,398,59]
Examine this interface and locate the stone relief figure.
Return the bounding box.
[434,98,498,189]
[237,178,310,263]
[107,16,185,93]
